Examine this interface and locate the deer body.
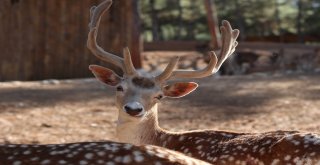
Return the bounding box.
[87,0,320,164]
[0,141,211,165]
[116,102,320,164]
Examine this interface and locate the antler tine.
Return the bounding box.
[215,20,240,70]
[163,20,239,80]
[123,47,138,76]
[170,52,218,79]
[155,56,180,82]
[87,0,137,75]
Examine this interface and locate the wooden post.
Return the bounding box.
[204,0,221,50]
[107,0,142,69]
[129,0,142,68]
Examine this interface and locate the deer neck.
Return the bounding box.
[116,104,165,145]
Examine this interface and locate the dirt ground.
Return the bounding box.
[1,71,320,145]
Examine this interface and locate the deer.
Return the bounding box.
[87,0,320,164]
[0,141,211,165]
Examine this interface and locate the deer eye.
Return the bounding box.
[116,86,124,92]
[155,94,163,100]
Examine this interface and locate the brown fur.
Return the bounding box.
[132,77,155,89]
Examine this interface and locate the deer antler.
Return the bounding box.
[87,0,137,76]
[156,20,239,82]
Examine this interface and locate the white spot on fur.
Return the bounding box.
[21,145,28,148]
[133,151,142,156]
[122,155,132,163]
[106,162,115,165]
[50,151,58,155]
[284,155,291,161]
[195,139,203,144]
[41,160,51,165]
[220,155,229,159]
[69,144,80,148]
[178,136,185,141]
[265,140,272,144]
[285,135,294,140]
[259,147,265,155]
[13,161,22,165]
[134,155,144,162]
[79,160,88,165]
[96,160,104,164]
[98,151,106,156]
[114,156,122,163]
[23,150,31,155]
[85,153,94,159]
[196,145,203,150]
[292,140,300,146]
[58,160,67,164]
[123,144,133,150]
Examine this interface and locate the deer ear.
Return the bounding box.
[163,82,198,98]
[89,65,122,86]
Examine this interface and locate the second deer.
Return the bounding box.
[87,0,320,164]
[0,141,210,165]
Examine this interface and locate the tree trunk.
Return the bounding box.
[176,0,183,40]
[297,0,304,43]
[234,0,246,41]
[204,0,221,50]
[275,0,283,42]
[150,0,160,41]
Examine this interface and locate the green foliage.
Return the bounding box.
[140,0,320,42]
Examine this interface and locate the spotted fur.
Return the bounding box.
[0,141,210,165]
[116,105,320,165]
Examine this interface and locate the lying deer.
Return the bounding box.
[88,0,320,164]
[0,141,210,165]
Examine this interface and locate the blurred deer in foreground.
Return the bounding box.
[0,141,210,165]
[88,0,320,164]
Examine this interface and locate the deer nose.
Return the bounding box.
[123,102,144,117]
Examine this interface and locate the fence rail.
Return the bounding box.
[144,41,320,52]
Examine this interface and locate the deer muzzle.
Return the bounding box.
[123,102,144,117]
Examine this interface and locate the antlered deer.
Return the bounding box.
[0,141,210,165]
[88,0,320,164]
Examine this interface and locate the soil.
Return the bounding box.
[0,51,320,144]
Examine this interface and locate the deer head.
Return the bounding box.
[87,0,239,143]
